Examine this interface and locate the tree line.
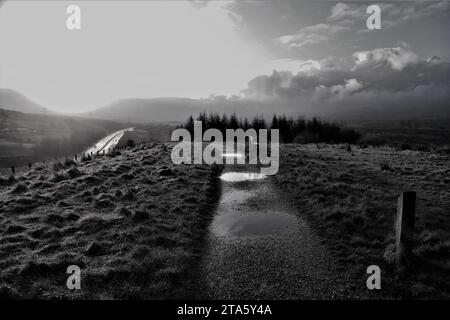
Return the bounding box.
[179,112,361,144]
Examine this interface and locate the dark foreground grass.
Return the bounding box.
[0,143,221,299]
[274,144,450,299]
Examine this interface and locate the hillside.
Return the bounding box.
[0,143,221,299]
[0,89,52,114]
[82,98,283,123]
[0,108,172,169]
[85,98,204,123]
[274,144,450,298]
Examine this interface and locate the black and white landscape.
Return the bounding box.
[0,0,449,301]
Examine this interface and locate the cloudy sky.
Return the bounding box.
[0,0,449,117]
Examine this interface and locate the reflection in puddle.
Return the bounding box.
[220,172,267,182]
[222,190,253,204]
[212,209,296,237]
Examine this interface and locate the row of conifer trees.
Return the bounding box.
[180,112,361,144]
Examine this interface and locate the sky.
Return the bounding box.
[0,0,449,115]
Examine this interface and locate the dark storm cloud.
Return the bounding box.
[278,1,449,49]
[242,46,450,119]
[334,1,449,30]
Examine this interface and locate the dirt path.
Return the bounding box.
[199,166,362,299]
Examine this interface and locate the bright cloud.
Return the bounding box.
[353,47,419,71]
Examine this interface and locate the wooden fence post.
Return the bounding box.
[395,191,416,272]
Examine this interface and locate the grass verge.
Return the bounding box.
[273,144,450,299]
[0,142,222,299]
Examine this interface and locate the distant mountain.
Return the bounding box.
[85,98,206,123]
[82,97,279,123]
[83,94,450,124]
[0,88,52,114]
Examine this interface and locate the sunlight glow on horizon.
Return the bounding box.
[0,1,271,113]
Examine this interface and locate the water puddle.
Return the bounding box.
[210,178,297,238]
[220,172,267,182]
[222,189,253,204]
[211,208,296,237]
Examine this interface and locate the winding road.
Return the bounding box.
[82,128,134,157]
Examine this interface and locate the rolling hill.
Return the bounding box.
[0,108,172,168]
[0,88,52,114]
[81,97,281,123]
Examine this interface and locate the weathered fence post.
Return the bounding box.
[395,191,416,273]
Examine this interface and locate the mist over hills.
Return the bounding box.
[83,96,450,123]
[84,97,207,123]
[0,88,53,115]
[1,88,449,124]
[82,97,282,123]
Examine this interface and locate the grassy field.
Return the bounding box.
[273,144,450,299]
[0,142,221,299]
[348,119,450,152]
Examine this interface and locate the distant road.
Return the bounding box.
[82,128,134,157]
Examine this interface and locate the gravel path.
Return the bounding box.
[200,166,361,299]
